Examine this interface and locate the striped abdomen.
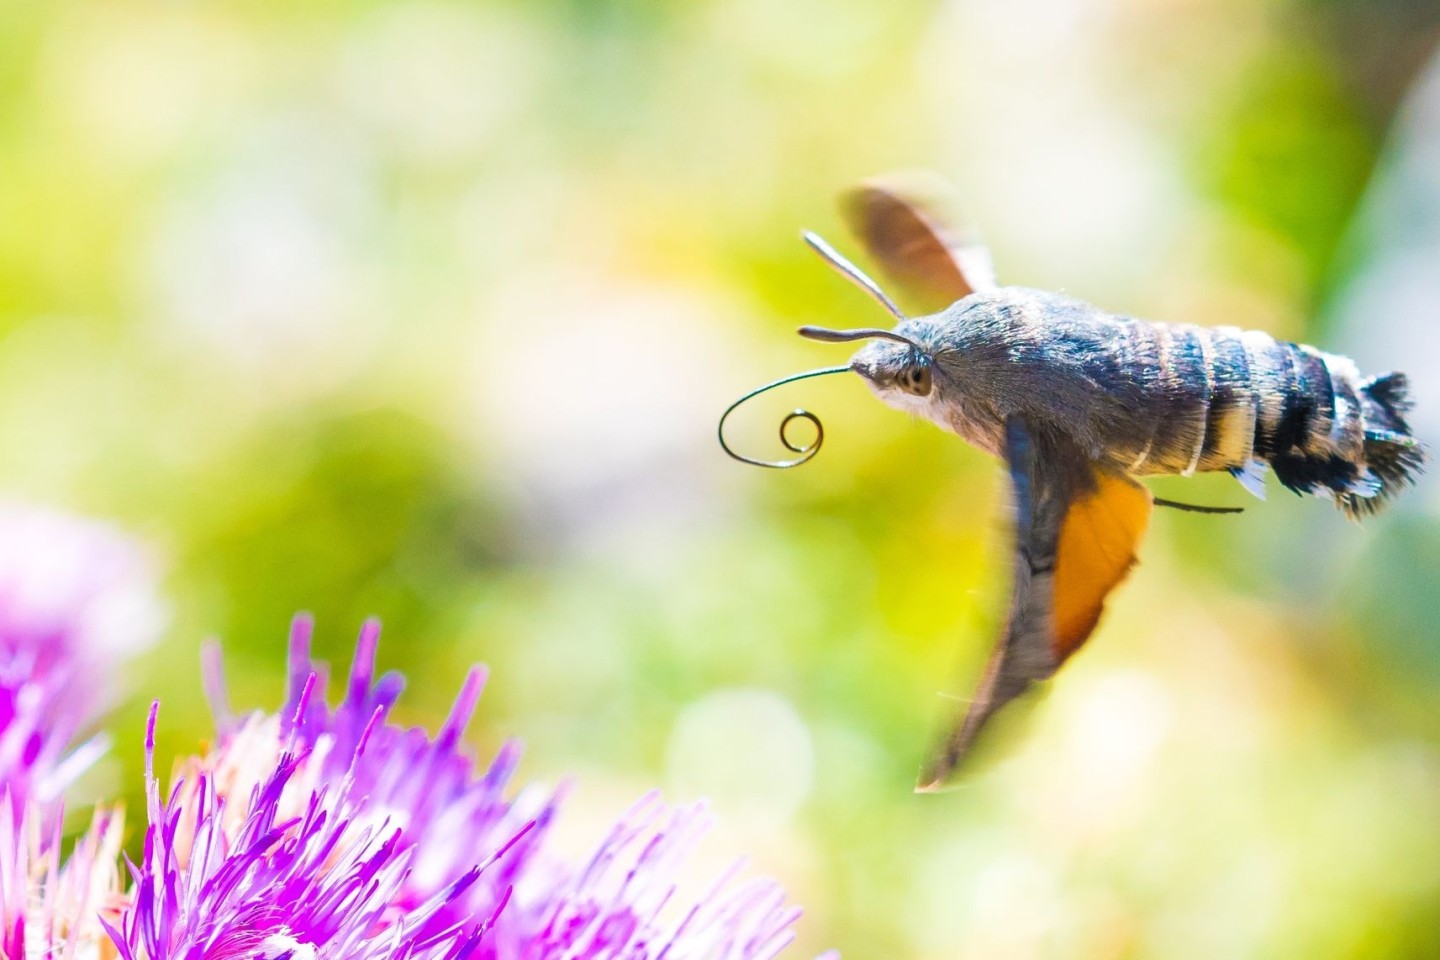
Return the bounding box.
[1116,320,1423,517]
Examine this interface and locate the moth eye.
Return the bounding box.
[902,365,932,397]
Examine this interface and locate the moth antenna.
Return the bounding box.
[718,364,852,468]
[797,325,923,349]
[802,230,907,322]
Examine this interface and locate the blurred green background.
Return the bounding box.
[4,0,1440,956]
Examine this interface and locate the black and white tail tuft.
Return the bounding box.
[1349,372,1424,516]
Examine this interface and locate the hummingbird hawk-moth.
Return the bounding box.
[719,172,1425,790]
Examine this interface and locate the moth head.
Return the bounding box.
[793,229,942,401]
[796,325,935,401]
[716,230,948,470]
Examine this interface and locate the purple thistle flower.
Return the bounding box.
[495,793,805,960]
[103,702,527,960]
[0,799,126,959]
[175,615,824,960]
[0,502,164,812]
[0,502,157,957]
[0,609,827,959]
[201,617,547,946]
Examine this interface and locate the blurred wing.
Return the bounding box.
[916,417,1152,790]
[839,170,998,315]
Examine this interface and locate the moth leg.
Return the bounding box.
[1153,497,1244,515]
